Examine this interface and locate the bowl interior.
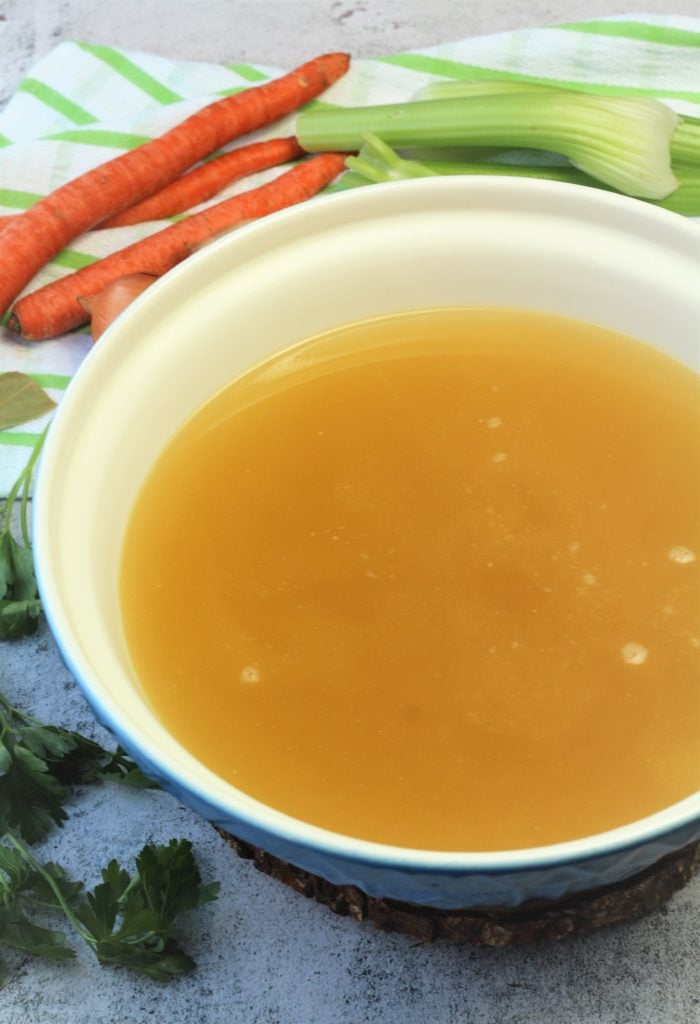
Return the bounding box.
[34,177,700,868]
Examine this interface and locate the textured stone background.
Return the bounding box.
[1,2,699,1022]
[3,0,700,106]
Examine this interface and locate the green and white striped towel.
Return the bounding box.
[1,13,699,494]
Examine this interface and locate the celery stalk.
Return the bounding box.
[413,81,564,101]
[655,165,700,215]
[346,135,436,182]
[297,92,679,199]
[672,120,700,165]
[413,79,700,168]
[344,135,700,216]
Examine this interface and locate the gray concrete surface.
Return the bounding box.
[1,2,699,1022]
[3,0,700,107]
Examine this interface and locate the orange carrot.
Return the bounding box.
[0,139,302,233]
[100,137,304,227]
[9,153,346,340]
[0,53,349,317]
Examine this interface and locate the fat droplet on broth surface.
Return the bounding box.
[668,546,696,565]
[621,642,648,666]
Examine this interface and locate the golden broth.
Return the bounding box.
[120,309,700,851]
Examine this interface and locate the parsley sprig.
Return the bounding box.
[0,396,220,982]
[0,693,154,844]
[0,424,46,640]
[1,833,218,982]
[0,693,219,982]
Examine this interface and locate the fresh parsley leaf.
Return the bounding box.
[0,738,69,843]
[0,699,155,843]
[93,746,156,789]
[0,531,42,640]
[23,860,84,910]
[91,939,196,982]
[0,834,218,981]
[75,860,129,940]
[73,840,219,981]
[0,845,34,892]
[33,730,155,789]
[0,905,74,960]
[0,848,82,908]
[135,840,221,918]
[0,846,77,980]
[19,724,78,762]
[0,696,218,983]
[0,425,48,641]
[0,598,42,640]
[0,531,36,601]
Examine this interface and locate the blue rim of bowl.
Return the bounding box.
[33,176,700,877]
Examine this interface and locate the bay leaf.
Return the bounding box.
[0,373,56,430]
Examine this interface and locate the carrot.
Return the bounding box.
[0,53,350,317]
[9,153,347,340]
[0,139,302,234]
[100,137,304,227]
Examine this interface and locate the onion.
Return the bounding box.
[78,273,158,341]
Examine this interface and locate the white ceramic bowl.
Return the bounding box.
[34,178,700,910]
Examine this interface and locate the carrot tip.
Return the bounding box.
[6,312,21,335]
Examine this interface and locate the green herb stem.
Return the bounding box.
[4,830,93,946]
[2,466,28,532]
[0,693,41,726]
[19,458,33,549]
[2,423,49,533]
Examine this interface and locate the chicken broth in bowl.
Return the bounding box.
[120,307,700,852]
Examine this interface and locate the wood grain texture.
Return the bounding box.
[219,829,700,946]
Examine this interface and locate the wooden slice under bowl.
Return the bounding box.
[217,829,700,946]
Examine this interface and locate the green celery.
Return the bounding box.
[344,135,700,216]
[298,91,679,199]
[671,120,700,164]
[413,79,700,169]
[414,80,561,101]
